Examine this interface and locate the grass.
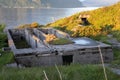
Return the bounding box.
[0,24,120,80]
[0,24,14,68]
[49,38,73,45]
[0,64,120,80]
[111,48,120,68]
[0,50,14,68]
[90,35,112,45]
[111,31,120,42]
[14,39,30,49]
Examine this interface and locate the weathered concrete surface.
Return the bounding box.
[16,55,62,67]
[38,28,70,39]
[7,28,113,67]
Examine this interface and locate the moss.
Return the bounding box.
[49,38,73,45]
[14,39,30,49]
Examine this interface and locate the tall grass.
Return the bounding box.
[0,24,14,68]
[0,24,120,80]
[0,64,120,80]
[111,48,120,68]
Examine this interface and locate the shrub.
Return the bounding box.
[30,22,39,28]
[45,34,57,43]
[16,22,40,29]
[0,24,5,32]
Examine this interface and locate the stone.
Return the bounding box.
[2,47,11,51]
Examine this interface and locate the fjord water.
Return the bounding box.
[0,7,98,28]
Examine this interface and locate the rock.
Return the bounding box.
[111,68,120,75]
[2,47,11,51]
[107,34,113,38]
[6,63,24,68]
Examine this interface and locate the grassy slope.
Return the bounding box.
[0,24,120,79]
[48,2,120,30]
[47,2,120,39]
[47,1,120,68]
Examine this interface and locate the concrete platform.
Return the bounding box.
[7,28,113,67]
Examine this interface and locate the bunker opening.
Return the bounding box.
[62,55,73,65]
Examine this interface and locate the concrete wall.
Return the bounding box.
[9,29,25,38]
[15,46,113,67]
[48,28,70,38]
[73,47,113,64]
[38,28,70,39]
[16,55,62,67]
[25,29,45,48]
[33,28,46,41]
[7,30,16,50]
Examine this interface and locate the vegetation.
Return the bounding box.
[49,38,73,45]
[111,48,120,68]
[45,34,57,43]
[0,24,14,68]
[47,2,120,41]
[0,24,120,80]
[16,22,42,29]
[111,30,120,42]
[1,2,120,79]
[14,39,30,49]
[30,22,39,28]
[0,64,120,80]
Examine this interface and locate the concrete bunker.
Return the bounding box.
[7,28,113,67]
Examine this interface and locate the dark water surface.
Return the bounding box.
[0,7,98,28]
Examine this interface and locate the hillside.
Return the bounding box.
[0,0,83,8]
[0,24,120,80]
[47,2,120,37]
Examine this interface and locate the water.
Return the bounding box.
[72,37,99,46]
[0,7,98,29]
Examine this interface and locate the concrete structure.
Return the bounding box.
[79,14,90,25]
[7,28,113,67]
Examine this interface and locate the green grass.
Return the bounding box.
[0,24,14,68]
[0,24,5,32]
[111,48,120,68]
[49,38,73,45]
[111,31,120,42]
[0,24,120,80]
[14,39,30,49]
[90,35,112,45]
[0,64,120,80]
[0,50,14,68]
